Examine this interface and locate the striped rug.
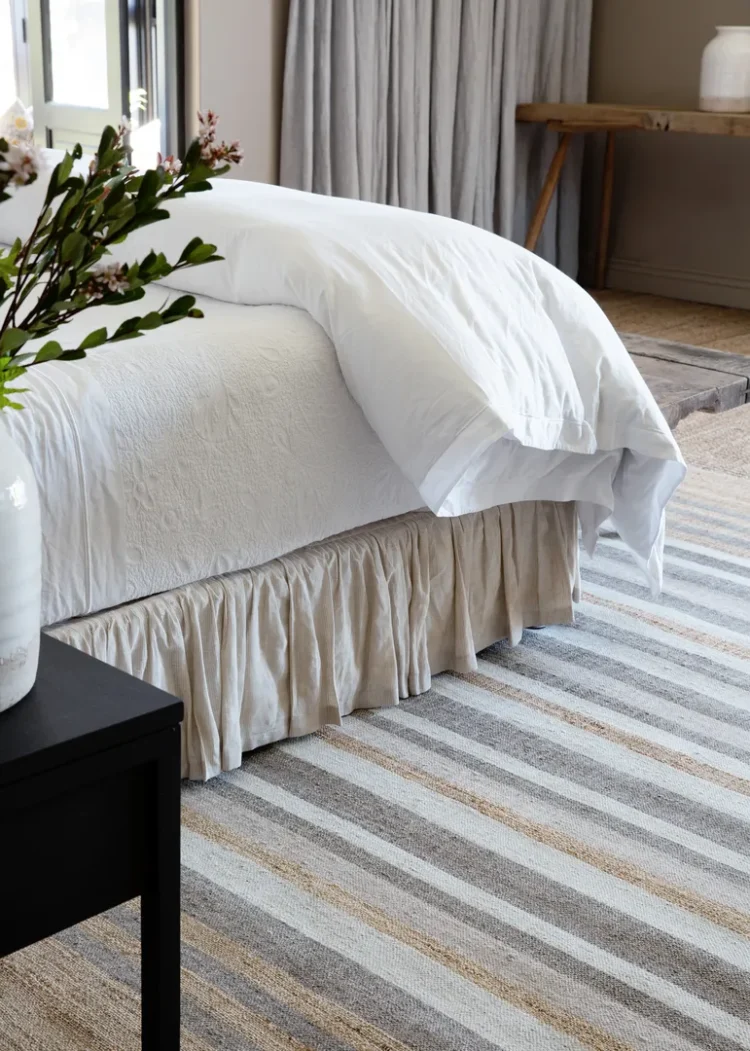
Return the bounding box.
[3,410,750,1051]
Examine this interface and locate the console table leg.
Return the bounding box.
[141,728,181,1050]
[525,131,572,252]
[596,130,616,290]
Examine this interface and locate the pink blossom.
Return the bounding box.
[84,262,129,299]
[157,153,182,176]
[0,144,41,186]
[197,110,243,169]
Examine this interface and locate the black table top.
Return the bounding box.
[0,635,183,788]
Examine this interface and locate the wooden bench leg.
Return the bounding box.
[525,131,572,253]
[595,130,616,290]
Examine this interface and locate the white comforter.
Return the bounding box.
[2,174,684,623]
[114,180,684,585]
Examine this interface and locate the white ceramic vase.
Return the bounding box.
[0,427,41,712]
[700,26,750,113]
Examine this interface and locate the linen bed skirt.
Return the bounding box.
[48,502,578,780]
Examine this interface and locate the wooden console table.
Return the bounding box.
[516,103,750,289]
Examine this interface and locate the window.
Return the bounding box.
[2,0,182,162]
[47,0,110,108]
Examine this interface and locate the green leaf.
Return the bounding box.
[111,316,143,340]
[185,243,217,265]
[102,180,127,210]
[137,168,160,202]
[78,327,108,350]
[187,308,204,318]
[57,152,74,185]
[162,294,196,320]
[0,356,28,381]
[182,138,202,169]
[178,237,203,263]
[97,125,117,158]
[138,312,163,330]
[185,162,215,185]
[0,328,30,354]
[59,348,87,361]
[109,330,142,342]
[56,188,85,227]
[61,230,88,266]
[183,180,212,194]
[33,340,64,364]
[5,238,22,263]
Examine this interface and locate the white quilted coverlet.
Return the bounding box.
[2,290,423,625]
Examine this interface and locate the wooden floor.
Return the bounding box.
[592,290,750,357]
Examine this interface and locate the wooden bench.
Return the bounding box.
[620,333,750,427]
[516,103,750,289]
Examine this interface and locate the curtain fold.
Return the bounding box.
[280,0,592,275]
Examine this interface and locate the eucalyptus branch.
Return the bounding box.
[0,112,242,411]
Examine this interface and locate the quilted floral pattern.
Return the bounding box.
[3,288,423,625]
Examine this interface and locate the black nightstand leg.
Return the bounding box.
[141,727,181,1050]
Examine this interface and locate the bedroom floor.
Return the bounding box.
[4,405,749,1051]
[593,289,750,356]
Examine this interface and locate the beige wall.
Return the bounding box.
[186,0,289,184]
[584,0,750,307]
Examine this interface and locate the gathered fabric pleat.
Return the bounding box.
[49,503,577,780]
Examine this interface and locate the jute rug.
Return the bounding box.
[2,408,750,1051]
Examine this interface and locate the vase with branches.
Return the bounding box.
[0,111,242,711]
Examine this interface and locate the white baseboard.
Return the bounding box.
[604,257,750,310]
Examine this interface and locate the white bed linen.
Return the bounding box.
[1,165,684,619]
[108,179,685,587]
[1,289,424,625]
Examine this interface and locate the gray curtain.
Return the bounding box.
[280,0,592,275]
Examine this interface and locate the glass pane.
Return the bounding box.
[48,0,109,108]
[0,0,18,112]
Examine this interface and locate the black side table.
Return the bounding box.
[0,635,183,1050]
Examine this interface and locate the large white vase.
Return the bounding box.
[0,427,41,712]
[700,27,750,113]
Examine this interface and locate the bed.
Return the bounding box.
[0,167,684,779]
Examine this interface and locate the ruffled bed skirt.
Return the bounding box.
[48,503,578,779]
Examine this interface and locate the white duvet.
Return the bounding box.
[2,173,684,624]
[114,179,684,586]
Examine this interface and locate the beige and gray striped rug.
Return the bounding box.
[3,407,750,1051]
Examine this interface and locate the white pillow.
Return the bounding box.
[0,148,89,246]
